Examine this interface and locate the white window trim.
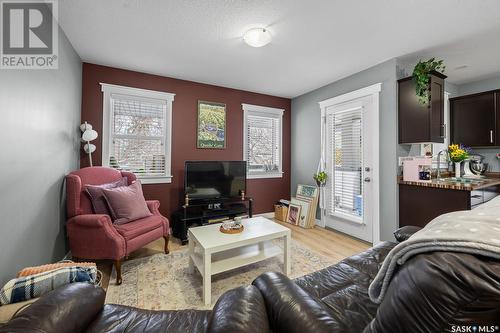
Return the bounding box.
[242,103,284,179]
[100,83,175,184]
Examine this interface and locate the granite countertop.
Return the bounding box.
[398,175,500,191]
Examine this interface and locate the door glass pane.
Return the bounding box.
[327,107,363,221]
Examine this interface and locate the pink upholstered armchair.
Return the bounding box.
[66,166,169,285]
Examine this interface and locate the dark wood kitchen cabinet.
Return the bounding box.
[450,90,498,147]
[398,71,446,143]
[498,92,500,144]
[399,184,470,228]
[399,183,500,228]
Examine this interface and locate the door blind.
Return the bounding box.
[109,95,167,177]
[246,115,280,174]
[327,107,363,221]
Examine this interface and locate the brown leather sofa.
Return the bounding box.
[2,227,499,333]
[253,228,500,333]
[0,283,270,333]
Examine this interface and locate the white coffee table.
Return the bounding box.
[187,216,291,305]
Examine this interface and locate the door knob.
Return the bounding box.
[364,177,371,182]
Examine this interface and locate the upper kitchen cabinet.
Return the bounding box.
[450,90,498,147]
[398,71,446,144]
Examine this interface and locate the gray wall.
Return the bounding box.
[291,59,398,241]
[0,28,81,284]
[458,75,500,96]
[456,75,500,172]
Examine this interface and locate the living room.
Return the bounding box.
[0,1,499,332]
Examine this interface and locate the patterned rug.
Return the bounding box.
[105,239,337,310]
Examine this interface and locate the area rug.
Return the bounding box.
[105,239,337,310]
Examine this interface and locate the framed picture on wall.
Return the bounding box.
[197,101,226,149]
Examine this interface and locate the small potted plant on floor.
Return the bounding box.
[313,171,328,187]
[448,144,470,178]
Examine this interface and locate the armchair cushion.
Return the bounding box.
[114,215,166,241]
[85,177,128,215]
[102,181,151,225]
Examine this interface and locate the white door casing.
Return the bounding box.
[318,83,381,244]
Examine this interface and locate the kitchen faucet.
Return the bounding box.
[436,149,448,180]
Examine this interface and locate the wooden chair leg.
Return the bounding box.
[163,235,170,254]
[114,259,122,285]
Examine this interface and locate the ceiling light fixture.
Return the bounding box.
[243,28,272,47]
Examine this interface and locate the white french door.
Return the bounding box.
[319,85,380,243]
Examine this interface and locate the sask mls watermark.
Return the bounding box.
[1,0,58,69]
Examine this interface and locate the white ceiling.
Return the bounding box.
[59,0,500,98]
[399,28,500,85]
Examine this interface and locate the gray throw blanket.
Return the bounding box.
[368,196,500,304]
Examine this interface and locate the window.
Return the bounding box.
[101,83,175,184]
[242,103,284,179]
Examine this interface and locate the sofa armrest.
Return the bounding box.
[393,226,422,242]
[252,272,339,333]
[0,283,105,333]
[206,285,270,333]
[68,214,112,228]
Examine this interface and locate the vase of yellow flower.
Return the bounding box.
[454,162,461,178]
[448,144,470,178]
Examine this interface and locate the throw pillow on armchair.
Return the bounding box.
[102,180,152,225]
[84,177,128,215]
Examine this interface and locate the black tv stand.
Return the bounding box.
[172,197,253,245]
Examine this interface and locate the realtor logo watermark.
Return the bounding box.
[1,0,58,69]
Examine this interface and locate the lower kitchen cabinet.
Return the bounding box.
[398,184,499,228]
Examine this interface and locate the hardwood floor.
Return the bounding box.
[96,218,370,290]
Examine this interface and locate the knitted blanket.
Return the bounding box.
[368,196,500,304]
[0,266,97,305]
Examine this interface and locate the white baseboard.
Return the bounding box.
[256,211,275,219]
[62,251,72,261]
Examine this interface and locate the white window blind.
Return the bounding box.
[246,115,279,173]
[101,84,174,184]
[110,95,166,176]
[243,104,284,179]
[327,107,363,221]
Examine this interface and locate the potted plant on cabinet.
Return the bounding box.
[448,144,470,178]
[412,58,446,105]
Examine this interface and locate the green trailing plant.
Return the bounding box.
[412,58,445,105]
[313,171,328,186]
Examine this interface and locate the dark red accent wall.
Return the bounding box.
[81,63,291,219]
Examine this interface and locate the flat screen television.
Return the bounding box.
[184,161,246,200]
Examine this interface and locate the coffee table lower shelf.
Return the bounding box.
[190,242,282,276]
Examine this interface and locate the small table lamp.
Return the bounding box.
[80,122,98,167]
